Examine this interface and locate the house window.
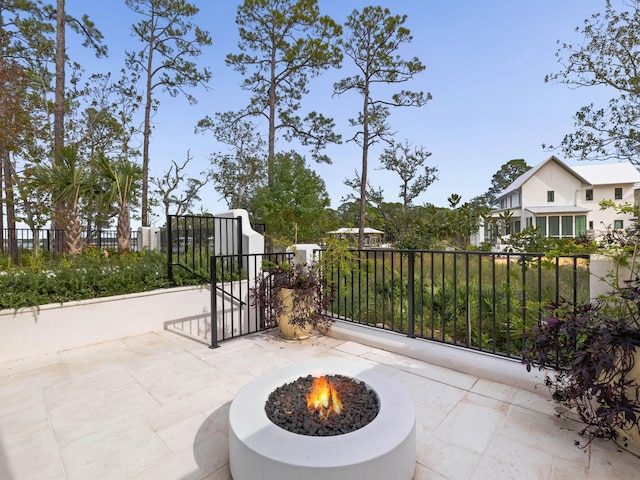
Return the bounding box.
[615,187,623,200]
[575,216,586,236]
[562,216,573,237]
[514,221,521,233]
[547,191,555,202]
[614,219,624,230]
[536,217,546,236]
[549,216,560,237]
[588,221,594,230]
[585,189,593,201]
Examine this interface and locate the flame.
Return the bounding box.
[307,376,343,416]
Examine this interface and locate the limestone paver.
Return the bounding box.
[0,390,50,438]
[57,340,144,377]
[431,394,509,455]
[1,328,640,480]
[47,375,160,444]
[471,433,554,480]
[59,417,169,480]
[389,368,468,410]
[500,403,589,466]
[470,377,556,416]
[417,436,484,479]
[0,362,70,399]
[0,426,66,480]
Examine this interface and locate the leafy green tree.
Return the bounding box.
[198,111,266,211]
[344,140,436,245]
[71,72,143,231]
[447,202,481,248]
[389,203,440,249]
[334,200,360,227]
[1,1,103,252]
[545,1,640,167]
[334,6,429,248]
[0,59,31,262]
[489,159,530,205]
[378,140,437,226]
[220,0,342,185]
[251,151,330,244]
[125,0,212,226]
[469,158,531,210]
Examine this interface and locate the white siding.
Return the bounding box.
[520,161,583,206]
[580,184,637,234]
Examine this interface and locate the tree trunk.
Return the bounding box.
[267,45,277,187]
[2,147,18,264]
[141,33,155,227]
[358,88,370,250]
[53,0,67,252]
[65,208,83,255]
[117,201,131,252]
[0,144,4,255]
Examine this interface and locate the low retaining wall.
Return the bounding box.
[0,286,211,363]
[329,322,549,396]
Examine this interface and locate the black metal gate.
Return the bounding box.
[166,214,243,283]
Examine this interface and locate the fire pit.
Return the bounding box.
[266,373,380,436]
[228,358,416,479]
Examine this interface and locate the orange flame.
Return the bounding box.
[307,376,343,416]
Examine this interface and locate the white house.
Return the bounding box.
[488,156,640,241]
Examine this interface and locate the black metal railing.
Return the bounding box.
[0,228,140,264]
[210,249,590,359]
[319,249,590,360]
[167,214,244,284]
[210,251,292,348]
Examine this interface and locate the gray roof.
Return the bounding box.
[571,162,640,185]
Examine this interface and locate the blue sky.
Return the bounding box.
[64,0,617,224]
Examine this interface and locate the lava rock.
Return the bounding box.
[265,374,379,436]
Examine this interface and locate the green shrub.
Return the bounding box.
[0,248,174,310]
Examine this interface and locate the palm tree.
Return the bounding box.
[97,155,142,252]
[29,146,95,255]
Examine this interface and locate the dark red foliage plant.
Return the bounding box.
[251,261,335,331]
[523,277,640,448]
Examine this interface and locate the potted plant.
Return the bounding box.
[252,260,335,340]
[523,271,640,455]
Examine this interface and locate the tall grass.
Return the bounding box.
[326,250,590,358]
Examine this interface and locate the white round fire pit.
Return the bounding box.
[228,358,416,480]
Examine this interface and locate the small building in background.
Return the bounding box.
[328,227,385,248]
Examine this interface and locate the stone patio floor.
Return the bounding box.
[1,328,639,479]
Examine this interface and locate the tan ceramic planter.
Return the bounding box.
[277,288,312,340]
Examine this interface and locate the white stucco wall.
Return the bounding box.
[0,286,211,362]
